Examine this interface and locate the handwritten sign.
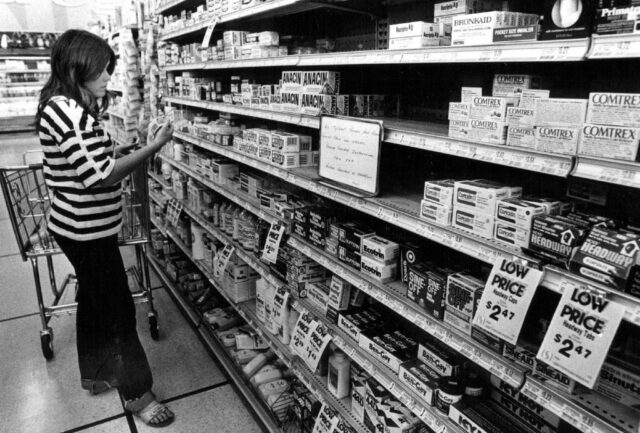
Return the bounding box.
[319,116,383,196]
[537,284,624,388]
[473,260,543,344]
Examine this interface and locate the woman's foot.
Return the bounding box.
[81,379,114,395]
[125,391,175,428]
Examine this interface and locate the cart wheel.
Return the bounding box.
[41,331,54,360]
[149,313,159,340]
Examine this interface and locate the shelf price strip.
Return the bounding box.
[537,282,625,389]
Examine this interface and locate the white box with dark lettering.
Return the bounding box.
[280,92,301,113]
[301,71,340,94]
[586,92,640,127]
[451,12,536,46]
[534,98,588,127]
[469,96,513,122]
[578,124,640,161]
[493,221,531,249]
[506,107,536,127]
[361,236,399,264]
[389,21,437,38]
[449,102,470,121]
[452,208,495,239]
[360,256,397,283]
[388,35,440,49]
[507,126,536,149]
[454,179,521,215]
[468,119,508,145]
[534,126,580,155]
[492,74,540,98]
[281,71,302,93]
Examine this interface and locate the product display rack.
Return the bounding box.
[145,2,640,433]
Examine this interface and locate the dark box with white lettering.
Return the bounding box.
[292,221,307,239]
[338,222,375,252]
[338,311,380,341]
[307,226,327,249]
[539,0,596,40]
[570,227,640,297]
[359,329,414,373]
[398,360,440,406]
[308,206,337,232]
[526,215,589,267]
[448,400,540,433]
[400,242,429,286]
[417,338,465,377]
[338,243,362,271]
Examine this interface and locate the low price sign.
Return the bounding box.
[473,259,543,345]
[262,221,286,264]
[214,244,235,278]
[537,283,624,388]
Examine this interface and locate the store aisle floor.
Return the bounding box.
[0,133,266,433]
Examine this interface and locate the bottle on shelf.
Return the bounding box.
[327,349,350,399]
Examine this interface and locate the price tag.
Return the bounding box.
[201,15,220,48]
[261,221,286,264]
[537,284,625,388]
[271,287,290,336]
[213,244,235,278]
[304,322,332,373]
[165,199,183,227]
[290,311,316,358]
[473,259,544,344]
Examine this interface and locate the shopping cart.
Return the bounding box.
[0,154,159,360]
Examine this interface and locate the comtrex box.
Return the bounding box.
[420,200,453,226]
[448,102,470,121]
[495,198,546,230]
[424,179,456,205]
[507,126,536,149]
[398,360,439,406]
[534,98,588,127]
[361,235,400,264]
[452,208,495,239]
[528,215,589,267]
[492,74,541,98]
[579,123,640,161]
[586,92,640,127]
[534,126,580,155]
[469,96,513,122]
[506,107,536,127]
[444,272,484,335]
[570,227,640,295]
[454,179,521,215]
[469,120,508,144]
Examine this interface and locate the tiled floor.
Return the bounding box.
[0,133,265,432]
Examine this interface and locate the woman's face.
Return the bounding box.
[84,67,111,98]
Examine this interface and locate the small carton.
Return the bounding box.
[301,71,340,94]
[444,272,484,335]
[281,71,302,93]
[361,235,400,263]
[586,93,640,127]
[454,179,521,215]
[493,221,531,249]
[417,337,465,377]
[400,242,428,286]
[271,150,300,168]
[492,74,540,98]
[328,276,351,311]
[461,87,483,103]
[469,96,513,122]
[271,130,300,152]
[389,35,440,50]
[452,208,495,239]
[420,200,453,226]
[360,255,397,283]
[424,179,456,205]
[506,106,536,127]
[507,126,536,148]
[520,89,550,110]
[449,119,470,139]
[389,21,437,38]
[449,102,470,121]
[299,93,337,116]
[468,119,509,144]
[528,215,589,267]
[534,98,588,128]
[398,360,439,406]
[534,126,580,155]
[495,198,546,230]
[579,123,640,161]
[280,92,301,113]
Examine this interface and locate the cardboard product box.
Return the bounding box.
[338,222,375,252]
[417,338,465,377]
[492,74,541,98]
[507,126,537,149]
[494,221,531,248]
[444,272,484,335]
[503,343,576,393]
[308,226,327,250]
[564,211,618,229]
[271,130,300,152]
[258,31,279,46]
[521,196,562,216]
[257,145,272,162]
[579,123,640,161]
[223,274,257,303]
[427,267,455,320]
[451,12,539,46]
[359,330,412,373]
[449,119,470,140]
[309,206,336,232]
[420,200,453,226]
[434,0,503,17]
[349,95,367,117]
[449,400,541,433]
[468,119,508,145]
[328,276,351,311]
[424,179,456,205]
[255,129,271,148]
[243,129,259,145]
[389,35,440,50]
[307,281,330,314]
[211,160,240,185]
[455,179,521,215]
[596,360,640,407]
[448,102,470,121]
[507,107,536,127]
[398,360,440,406]
[337,95,350,116]
[519,89,551,110]
[293,221,307,239]
[271,150,300,168]
[301,71,340,94]
[595,5,640,35]
[300,93,337,116]
[361,235,400,263]
[407,262,431,310]
[527,215,589,267]
[469,96,513,122]
[251,46,271,58]
[350,364,371,423]
[339,312,374,341]
[360,255,397,283]
[363,378,390,433]
[338,244,362,271]
[471,325,505,354]
[269,94,282,110]
[539,0,596,40]
[461,87,483,103]
[495,198,546,230]
[400,242,429,286]
[280,92,301,113]
[389,21,437,38]
[569,227,640,294]
[223,30,246,46]
[587,92,640,127]
[281,71,303,93]
[534,98,588,127]
[534,126,580,155]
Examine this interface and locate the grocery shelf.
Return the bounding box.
[160,20,209,41]
[172,131,535,265]
[146,251,282,433]
[148,170,172,190]
[522,376,640,433]
[0,69,49,74]
[287,235,526,388]
[158,153,281,225]
[542,266,640,327]
[0,115,35,132]
[588,34,640,59]
[164,62,208,71]
[384,119,574,177]
[572,157,640,189]
[156,0,204,15]
[1,81,46,87]
[291,297,464,433]
[165,97,320,128]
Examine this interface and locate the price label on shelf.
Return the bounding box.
[473,259,543,344]
[537,283,625,388]
[213,244,235,278]
[261,221,286,264]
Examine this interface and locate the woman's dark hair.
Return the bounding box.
[35,29,116,126]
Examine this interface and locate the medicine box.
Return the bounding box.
[361,235,399,263]
[360,256,397,283]
[419,200,453,226]
[451,12,539,46]
[507,126,536,148]
[299,93,337,116]
[449,102,470,121]
[434,0,503,17]
[454,179,521,215]
[534,98,588,128]
[492,74,540,98]
[389,21,437,38]
[452,208,495,239]
[258,31,279,46]
[270,131,300,152]
[449,119,470,139]
[281,71,302,93]
[579,123,640,161]
[424,179,456,205]
[280,92,301,113]
[586,92,640,128]
[444,272,484,335]
[534,126,580,155]
[469,96,513,122]
[271,150,300,168]
[495,198,546,230]
[328,276,351,311]
[301,71,340,94]
[388,35,440,50]
[493,221,531,249]
[461,87,483,102]
[417,338,464,377]
[506,107,536,127]
[468,119,508,145]
[398,360,439,406]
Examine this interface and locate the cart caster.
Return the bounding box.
[40,329,54,360]
[148,312,159,340]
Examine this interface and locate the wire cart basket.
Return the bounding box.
[0,156,159,360]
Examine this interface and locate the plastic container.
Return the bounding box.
[327,350,351,399]
[435,377,464,414]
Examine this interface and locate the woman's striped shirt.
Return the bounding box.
[38,96,122,241]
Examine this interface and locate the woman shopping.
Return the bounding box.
[35,29,175,428]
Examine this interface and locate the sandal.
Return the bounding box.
[126,392,175,428]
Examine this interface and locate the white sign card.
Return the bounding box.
[312,404,339,433]
[304,321,332,373]
[214,244,235,278]
[473,260,544,344]
[319,116,383,196]
[262,221,286,264]
[537,284,625,388]
[271,287,290,336]
[290,311,316,358]
[201,14,220,48]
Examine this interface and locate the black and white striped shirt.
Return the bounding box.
[39,96,122,241]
